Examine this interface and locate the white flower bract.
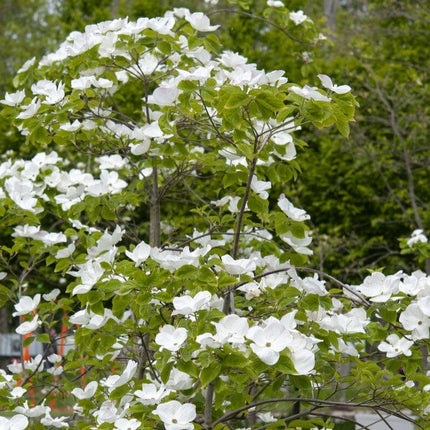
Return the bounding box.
[153,400,196,430]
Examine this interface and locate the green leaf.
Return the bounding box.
[276,355,296,374]
[254,90,285,110]
[54,258,71,273]
[197,267,218,286]
[248,193,269,214]
[177,359,199,378]
[23,336,34,347]
[252,89,285,119]
[175,264,198,279]
[221,107,242,129]
[0,285,11,306]
[222,353,249,368]
[112,294,131,318]
[289,375,312,392]
[91,300,106,316]
[101,205,117,221]
[336,118,350,137]
[213,425,229,430]
[300,294,319,312]
[217,272,238,288]
[37,333,51,344]
[157,40,172,55]
[203,34,220,53]
[224,91,249,109]
[222,172,239,188]
[277,105,297,122]
[178,80,199,92]
[161,360,175,384]
[378,307,398,324]
[289,418,327,429]
[200,361,222,387]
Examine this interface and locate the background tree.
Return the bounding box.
[295,0,430,280]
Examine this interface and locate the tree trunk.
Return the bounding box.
[323,0,339,31]
[0,307,10,370]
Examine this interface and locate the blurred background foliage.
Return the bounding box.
[1,0,429,283]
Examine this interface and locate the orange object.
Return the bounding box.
[58,318,67,357]
[20,314,36,406]
[76,323,86,387]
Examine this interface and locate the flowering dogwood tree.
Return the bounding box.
[0,5,429,430]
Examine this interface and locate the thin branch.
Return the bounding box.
[213,396,421,427]
[294,266,370,306]
[140,333,160,383]
[222,156,258,314]
[310,411,374,430]
[232,157,257,260]
[374,409,395,430]
[208,9,308,45]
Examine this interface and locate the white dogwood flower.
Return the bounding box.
[221,255,256,275]
[301,275,328,296]
[318,308,369,334]
[55,244,75,259]
[134,383,170,405]
[71,381,98,400]
[251,175,271,199]
[267,1,284,8]
[0,415,29,430]
[12,294,40,316]
[17,57,35,73]
[289,10,308,25]
[14,401,49,417]
[213,314,250,345]
[185,12,219,32]
[114,418,140,430]
[94,401,118,424]
[59,120,82,131]
[69,260,104,295]
[278,194,310,222]
[355,271,401,302]
[378,334,413,358]
[96,154,127,170]
[238,282,262,299]
[172,291,212,316]
[17,97,41,119]
[246,319,292,365]
[125,241,151,266]
[0,90,26,106]
[318,74,351,94]
[16,314,40,335]
[155,325,188,352]
[100,360,137,392]
[165,367,193,390]
[153,400,196,430]
[148,86,180,107]
[280,230,313,255]
[41,412,69,428]
[407,229,428,247]
[289,85,331,102]
[9,387,27,399]
[399,303,430,340]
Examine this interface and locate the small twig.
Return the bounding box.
[213,396,420,427]
[294,266,370,306]
[208,9,308,45]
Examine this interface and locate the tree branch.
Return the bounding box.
[213,396,420,427]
